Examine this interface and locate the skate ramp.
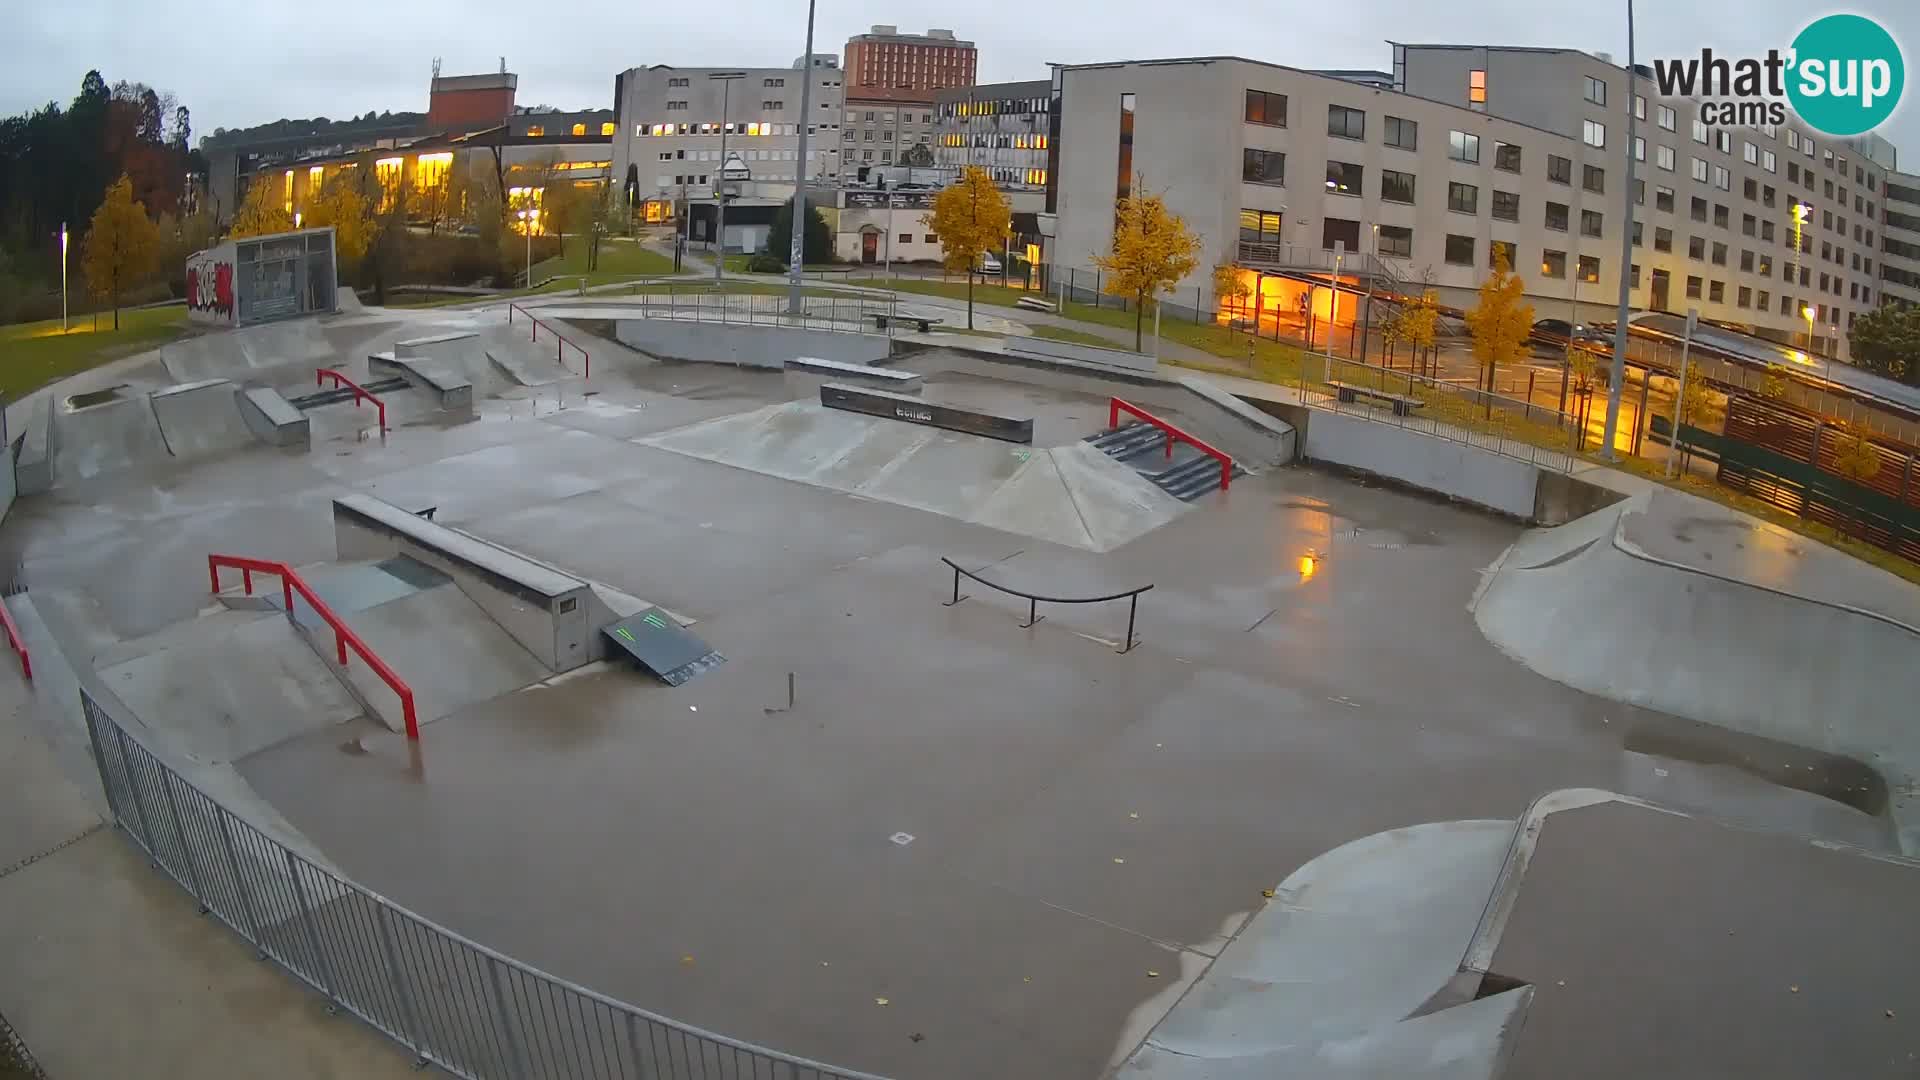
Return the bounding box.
[484,326,575,386]
[51,392,171,486]
[149,378,258,459]
[325,582,552,730]
[1120,819,1522,1078]
[1474,492,1920,851]
[639,400,1190,551]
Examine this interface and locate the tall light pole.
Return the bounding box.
[711,71,745,286]
[60,222,69,333]
[786,0,819,316]
[1600,0,1639,459]
[518,208,535,285]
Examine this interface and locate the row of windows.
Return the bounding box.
[524,122,617,138]
[847,110,934,124]
[943,97,1046,118]
[635,121,804,137]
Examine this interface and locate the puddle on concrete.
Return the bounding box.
[1621,716,1888,817]
[1277,499,1445,549]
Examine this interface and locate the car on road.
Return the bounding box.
[978,252,1002,274]
[1530,318,1609,350]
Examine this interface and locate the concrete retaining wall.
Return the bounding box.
[612,319,890,369]
[1303,410,1540,519]
[13,395,51,496]
[1004,336,1157,374]
[1532,469,1626,525]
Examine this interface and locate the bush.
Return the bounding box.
[745,251,787,274]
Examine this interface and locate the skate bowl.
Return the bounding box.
[1474,490,1920,851]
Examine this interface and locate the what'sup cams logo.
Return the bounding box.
[1653,14,1905,136]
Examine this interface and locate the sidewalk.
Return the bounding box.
[0,670,426,1079]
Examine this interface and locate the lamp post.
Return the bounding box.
[1601,0,1640,459]
[60,222,69,333]
[517,208,535,286]
[710,71,746,286]
[787,0,819,316]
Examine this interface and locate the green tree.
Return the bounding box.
[1463,247,1534,410]
[80,174,160,329]
[1213,262,1252,321]
[768,194,832,267]
[1847,302,1920,386]
[925,166,1011,330]
[1096,178,1202,351]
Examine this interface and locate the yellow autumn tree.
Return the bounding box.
[1213,262,1252,322]
[925,165,1012,329]
[1464,247,1534,408]
[302,172,375,270]
[81,175,161,330]
[231,175,294,238]
[1096,179,1201,351]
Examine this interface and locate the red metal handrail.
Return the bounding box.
[317,368,389,433]
[1109,397,1235,492]
[209,554,419,740]
[508,303,591,379]
[0,598,30,681]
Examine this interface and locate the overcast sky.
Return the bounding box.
[6,0,1916,161]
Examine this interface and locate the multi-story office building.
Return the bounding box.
[1880,171,1920,308]
[610,62,845,231]
[843,88,938,174]
[1049,46,1897,358]
[934,79,1053,191]
[844,26,976,93]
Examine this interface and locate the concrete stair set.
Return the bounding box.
[1085,422,1246,501]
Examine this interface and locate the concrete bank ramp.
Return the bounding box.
[326,581,552,731]
[1119,819,1524,1079]
[149,378,256,459]
[640,400,1190,551]
[51,392,171,486]
[1474,491,1920,852]
[484,326,575,386]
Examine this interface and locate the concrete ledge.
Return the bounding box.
[820,382,1033,443]
[369,351,475,413]
[613,319,890,369]
[1303,409,1539,520]
[236,386,311,449]
[15,394,53,495]
[1004,335,1157,373]
[394,331,479,360]
[784,356,923,393]
[1172,375,1297,465]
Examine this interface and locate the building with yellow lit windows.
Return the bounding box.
[934,80,1052,192]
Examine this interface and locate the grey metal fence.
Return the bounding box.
[79,688,886,1080]
[1311,355,1579,474]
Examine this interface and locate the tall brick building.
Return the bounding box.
[843,26,976,93]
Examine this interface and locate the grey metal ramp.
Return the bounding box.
[149,378,257,459]
[601,607,725,685]
[51,392,172,486]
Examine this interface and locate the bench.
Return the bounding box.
[868,312,944,333]
[1015,296,1058,313]
[1326,380,1426,417]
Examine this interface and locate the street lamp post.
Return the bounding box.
[1601,0,1640,458]
[787,0,819,316]
[711,72,745,286]
[1361,223,1378,366]
[59,222,69,333]
[517,208,535,285]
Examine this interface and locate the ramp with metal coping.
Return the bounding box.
[600,608,725,685]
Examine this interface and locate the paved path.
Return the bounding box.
[0,669,427,1079]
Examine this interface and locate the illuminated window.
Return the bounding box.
[374,156,404,211]
[1468,69,1487,109]
[527,125,545,137]
[602,122,616,136]
[572,123,586,136]
[308,165,324,192]
[413,152,453,195]
[283,170,294,214]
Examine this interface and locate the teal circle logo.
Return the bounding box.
[1786,14,1904,136]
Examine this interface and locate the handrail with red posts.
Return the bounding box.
[508,302,591,379]
[0,597,30,681]
[316,368,389,433]
[209,555,420,740]
[1109,397,1235,492]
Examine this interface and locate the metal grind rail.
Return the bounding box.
[940,557,1153,653]
[207,554,419,740]
[508,302,591,378]
[1109,398,1235,492]
[315,368,390,433]
[0,591,28,681]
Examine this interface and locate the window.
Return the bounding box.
[1238,208,1284,244]
[1542,249,1567,278]
[1548,154,1572,184]
[925,234,937,244]
[1244,89,1287,127]
[1655,227,1673,251]
[1789,161,1800,182]
[1687,235,1707,260]
[1744,178,1758,201]
[1634,179,1645,206]
[1448,181,1478,214]
[1578,255,1601,283]
[763,77,785,87]
[1328,104,1366,139]
[1656,145,1675,171]
[1635,136,1646,162]
[1631,263,1643,288]
[1711,241,1727,265]
[1384,115,1417,150]
[1584,75,1606,105]
[1738,285,1752,308]
[1583,164,1605,194]
[1381,169,1416,203]
[1758,289,1770,310]
[1743,141,1759,165]
[1656,186,1675,213]
[1583,119,1606,148]
[1489,239,1515,270]
[1741,213,1756,236]
[526,124,546,136]
[1324,159,1362,195]
[1445,234,1475,264]
[1657,104,1676,131]
[1788,129,1801,151]
[1691,157,1709,183]
[1546,201,1570,231]
[1714,129,1731,153]
[1636,94,1647,120]
[1468,69,1487,108]
[1632,220,1643,246]
[1242,148,1285,186]
[898,234,911,246]
[1709,280,1725,302]
[1690,196,1708,222]
[1492,190,1520,221]
[1713,204,1729,228]
[1582,209,1604,238]
[1762,185,1776,208]
[602,122,616,136]
[1377,224,1413,258]
[1449,130,1480,163]
[1763,150,1776,172]
[1493,141,1522,172]
[1692,117,1709,144]
[571,123,586,136]
[1687,274,1703,299]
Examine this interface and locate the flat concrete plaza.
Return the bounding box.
[3,308,1905,1079]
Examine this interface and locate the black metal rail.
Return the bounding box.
[939,557,1153,653]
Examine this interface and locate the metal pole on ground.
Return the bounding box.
[1666,307,1696,478]
[711,72,744,287]
[1600,0,1639,458]
[786,0,819,317]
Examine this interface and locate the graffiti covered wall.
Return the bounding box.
[185,243,237,326]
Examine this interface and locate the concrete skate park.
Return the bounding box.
[4,291,1918,1080]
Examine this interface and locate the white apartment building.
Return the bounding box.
[1049,47,1898,358]
[843,93,938,173]
[610,62,845,226]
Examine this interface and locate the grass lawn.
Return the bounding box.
[1028,324,1128,349]
[0,305,189,402]
[721,254,848,275]
[532,239,682,284]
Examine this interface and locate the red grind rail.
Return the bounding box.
[1109,397,1235,491]
[316,368,389,433]
[208,555,420,740]
[0,599,30,681]
[508,303,591,379]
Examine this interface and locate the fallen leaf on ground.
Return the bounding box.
[875,997,890,1006]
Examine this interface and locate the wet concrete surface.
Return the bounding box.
[7,320,1904,1080]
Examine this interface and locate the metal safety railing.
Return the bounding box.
[208,554,419,740]
[316,368,389,433]
[1308,355,1578,473]
[0,589,29,682]
[78,685,889,1080]
[508,303,591,379]
[1109,397,1235,491]
[940,557,1153,653]
[613,289,900,334]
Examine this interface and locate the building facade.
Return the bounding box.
[843,26,975,93]
[428,72,518,132]
[1880,170,1920,308]
[843,88,938,175]
[935,79,1053,191]
[611,63,846,226]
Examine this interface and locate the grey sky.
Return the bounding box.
[6,0,1917,162]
